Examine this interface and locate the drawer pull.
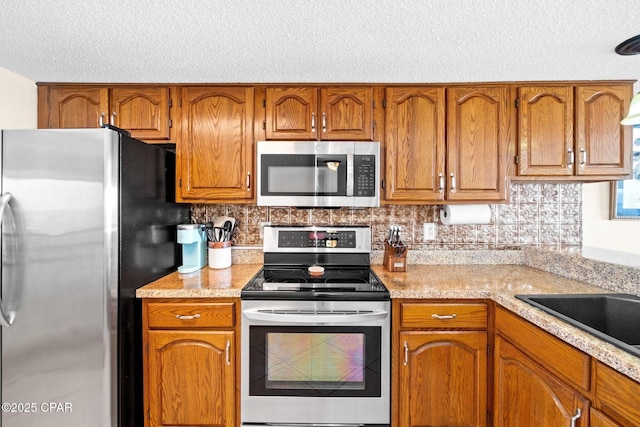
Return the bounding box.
[175,314,201,320]
[432,314,457,320]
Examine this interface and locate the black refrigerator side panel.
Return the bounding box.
[118,135,189,427]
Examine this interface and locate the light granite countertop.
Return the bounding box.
[136,262,640,383]
[136,264,261,298]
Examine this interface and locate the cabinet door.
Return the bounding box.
[265,87,317,140]
[384,87,446,202]
[320,87,374,140]
[575,85,632,176]
[40,86,109,129]
[517,86,574,176]
[147,330,235,427]
[177,86,254,202]
[399,331,487,427]
[590,409,623,427]
[494,336,588,427]
[595,361,640,426]
[447,86,509,201]
[110,87,171,140]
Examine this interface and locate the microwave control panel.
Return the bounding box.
[354,155,376,197]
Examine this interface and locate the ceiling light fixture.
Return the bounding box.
[616,35,640,125]
[616,34,640,55]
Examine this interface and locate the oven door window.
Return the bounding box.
[261,154,347,196]
[248,326,381,397]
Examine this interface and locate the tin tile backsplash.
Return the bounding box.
[191,183,582,250]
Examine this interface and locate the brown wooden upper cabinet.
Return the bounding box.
[384,87,446,202]
[175,86,254,203]
[38,85,173,142]
[264,86,375,140]
[447,86,510,202]
[515,83,632,179]
[384,86,509,203]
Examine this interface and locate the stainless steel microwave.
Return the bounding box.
[257,140,380,207]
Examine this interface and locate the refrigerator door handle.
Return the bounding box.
[0,192,15,327]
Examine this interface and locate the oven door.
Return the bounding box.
[241,299,391,426]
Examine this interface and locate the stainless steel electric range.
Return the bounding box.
[241,225,390,427]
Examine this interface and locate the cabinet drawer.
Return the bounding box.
[595,361,640,425]
[400,302,487,329]
[147,302,235,329]
[495,306,591,393]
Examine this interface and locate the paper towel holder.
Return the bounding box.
[439,206,448,221]
[439,204,492,225]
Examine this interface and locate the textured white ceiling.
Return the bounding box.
[2,0,640,83]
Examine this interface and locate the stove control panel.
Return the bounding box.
[278,230,356,248]
[263,225,372,253]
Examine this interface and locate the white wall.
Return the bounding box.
[0,67,37,129]
[583,183,640,255]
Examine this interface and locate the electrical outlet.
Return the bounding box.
[423,223,436,241]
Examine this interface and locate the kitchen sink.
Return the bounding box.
[515,293,640,358]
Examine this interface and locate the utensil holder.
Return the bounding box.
[383,241,407,272]
[208,241,232,269]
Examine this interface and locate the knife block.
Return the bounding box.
[383,241,407,272]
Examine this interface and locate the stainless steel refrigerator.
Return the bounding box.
[0,127,189,427]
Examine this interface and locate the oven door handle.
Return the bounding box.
[242,309,389,324]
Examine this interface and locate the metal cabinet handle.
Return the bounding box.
[438,173,444,193]
[0,193,15,328]
[432,313,457,320]
[225,340,231,365]
[570,408,581,427]
[567,148,575,167]
[450,173,456,193]
[403,341,409,366]
[246,171,251,191]
[322,112,327,132]
[110,111,116,126]
[98,113,106,127]
[175,313,201,320]
[311,112,316,133]
[579,148,586,167]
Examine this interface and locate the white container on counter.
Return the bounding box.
[208,241,232,269]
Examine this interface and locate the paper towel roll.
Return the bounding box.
[440,204,491,225]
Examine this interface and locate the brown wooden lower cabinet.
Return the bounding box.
[147,330,235,427]
[139,297,640,427]
[142,299,238,427]
[591,408,624,427]
[594,360,640,426]
[494,335,589,426]
[494,305,640,427]
[399,331,487,427]
[393,300,488,427]
[494,306,590,426]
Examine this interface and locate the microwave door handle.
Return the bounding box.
[346,154,354,196]
[243,309,389,324]
[314,155,319,197]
